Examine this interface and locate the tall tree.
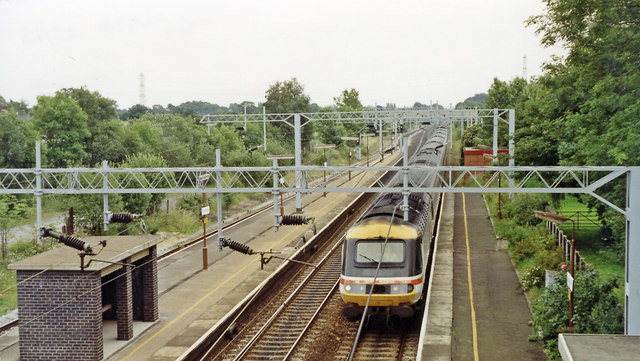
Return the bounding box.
[0,111,38,168]
[334,88,363,111]
[32,93,90,167]
[61,87,122,165]
[264,78,313,145]
[264,78,312,114]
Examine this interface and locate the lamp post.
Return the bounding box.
[313,144,336,197]
[341,137,359,181]
[361,133,375,167]
[266,155,295,217]
[534,211,576,329]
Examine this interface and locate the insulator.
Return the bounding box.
[281,215,306,225]
[223,239,253,255]
[42,229,93,253]
[109,213,135,223]
[59,234,92,253]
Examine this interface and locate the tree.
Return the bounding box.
[120,104,151,120]
[0,111,38,168]
[120,118,163,156]
[264,78,312,114]
[32,93,90,167]
[119,153,168,215]
[334,88,362,111]
[61,87,121,165]
[61,87,117,125]
[264,78,313,145]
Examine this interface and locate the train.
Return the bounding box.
[339,123,448,324]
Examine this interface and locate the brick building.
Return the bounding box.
[9,235,162,361]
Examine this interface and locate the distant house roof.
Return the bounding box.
[0,103,8,113]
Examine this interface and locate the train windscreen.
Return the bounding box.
[355,240,405,264]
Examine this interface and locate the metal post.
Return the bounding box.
[216,150,223,254]
[461,110,465,138]
[626,167,640,334]
[263,106,267,152]
[272,158,280,232]
[103,160,109,232]
[202,191,208,271]
[569,220,575,329]
[366,136,370,167]
[402,137,409,221]
[294,114,302,212]
[323,148,327,197]
[508,109,515,192]
[35,141,42,244]
[493,108,498,157]
[379,117,384,161]
[449,115,453,149]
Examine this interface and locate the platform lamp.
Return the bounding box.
[361,133,375,167]
[313,144,336,197]
[534,211,576,329]
[341,137,359,181]
[266,155,295,217]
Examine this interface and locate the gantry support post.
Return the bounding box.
[272,158,280,232]
[449,114,453,149]
[216,149,224,250]
[263,106,267,152]
[493,108,498,157]
[626,167,640,334]
[35,141,42,244]
[103,160,109,232]
[508,109,515,193]
[460,110,465,138]
[379,116,384,160]
[294,114,303,212]
[402,138,409,221]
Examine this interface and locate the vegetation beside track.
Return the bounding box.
[483,191,624,360]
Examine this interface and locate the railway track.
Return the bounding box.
[213,239,343,360]
[179,131,430,361]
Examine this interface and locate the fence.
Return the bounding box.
[556,210,600,229]
[544,221,589,271]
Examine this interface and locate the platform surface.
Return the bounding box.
[559,334,640,361]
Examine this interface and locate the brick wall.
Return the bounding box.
[17,270,102,361]
[116,257,133,340]
[140,245,158,322]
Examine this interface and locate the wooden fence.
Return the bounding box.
[544,220,589,270]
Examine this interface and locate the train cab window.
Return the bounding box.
[355,241,405,264]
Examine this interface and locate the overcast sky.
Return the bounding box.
[0,0,560,110]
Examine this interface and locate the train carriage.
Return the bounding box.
[340,124,448,323]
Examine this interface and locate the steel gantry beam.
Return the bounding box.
[3,161,640,333]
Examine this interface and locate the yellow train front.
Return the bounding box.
[339,123,447,323]
[340,213,429,322]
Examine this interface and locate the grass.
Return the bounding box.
[553,195,624,303]
[0,240,58,316]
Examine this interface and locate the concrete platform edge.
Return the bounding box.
[419,193,454,361]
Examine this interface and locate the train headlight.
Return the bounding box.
[390,284,415,294]
[343,284,367,294]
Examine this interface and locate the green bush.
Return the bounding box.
[502,194,550,226]
[532,268,623,359]
[522,265,545,290]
